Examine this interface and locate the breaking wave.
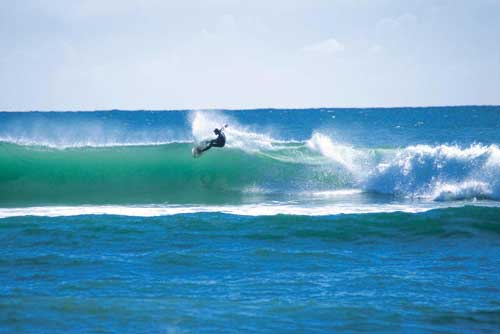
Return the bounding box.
[0,111,499,206]
[366,144,500,201]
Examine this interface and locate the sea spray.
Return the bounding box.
[365,144,500,200]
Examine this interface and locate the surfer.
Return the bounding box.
[199,125,227,153]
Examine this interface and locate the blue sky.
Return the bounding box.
[1,0,499,110]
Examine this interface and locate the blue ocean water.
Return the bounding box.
[1,107,500,333]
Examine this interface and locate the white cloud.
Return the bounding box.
[302,38,345,54]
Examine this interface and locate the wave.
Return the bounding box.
[1,139,499,206]
[0,140,349,206]
[0,111,499,206]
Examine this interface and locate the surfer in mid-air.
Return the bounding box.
[201,126,227,153]
[192,124,228,157]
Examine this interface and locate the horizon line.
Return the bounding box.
[1,104,500,113]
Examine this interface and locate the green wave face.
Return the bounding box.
[0,142,347,206]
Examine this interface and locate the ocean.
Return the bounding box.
[1,107,500,333]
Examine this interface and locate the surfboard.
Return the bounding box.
[192,140,211,158]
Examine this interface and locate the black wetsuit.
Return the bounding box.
[201,129,226,153]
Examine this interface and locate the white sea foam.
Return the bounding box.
[431,181,491,201]
[301,133,500,201]
[302,189,364,197]
[0,202,487,219]
[365,144,500,201]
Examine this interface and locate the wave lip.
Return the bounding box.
[0,137,191,149]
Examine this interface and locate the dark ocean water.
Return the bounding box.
[1,107,500,333]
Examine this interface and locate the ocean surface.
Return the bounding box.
[1,107,500,333]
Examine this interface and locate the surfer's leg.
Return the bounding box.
[211,138,224,148]
[200,141,214,153]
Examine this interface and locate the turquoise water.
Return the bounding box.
[1,107,500,333]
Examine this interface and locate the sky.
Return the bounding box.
[1,0,500,111]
